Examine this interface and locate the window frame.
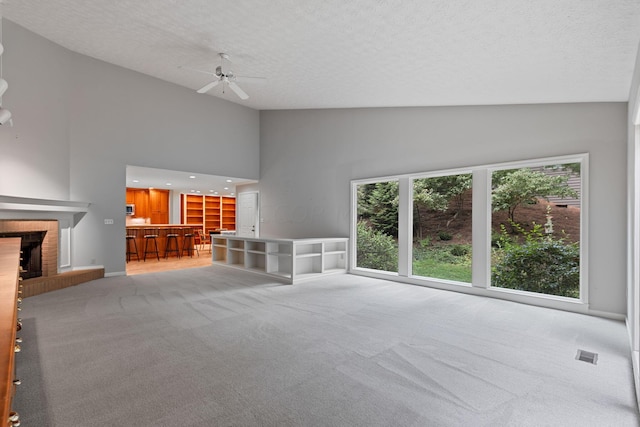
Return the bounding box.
[350,153,589,310]
[351,177,401,277]
[486,154,588,303]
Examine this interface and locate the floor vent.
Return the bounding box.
[576,349,598,365]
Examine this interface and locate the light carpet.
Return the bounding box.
[13,266,639,426]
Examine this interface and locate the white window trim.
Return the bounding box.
[485,153,589,305]
[350,153,589,314]
[350,177,401,277]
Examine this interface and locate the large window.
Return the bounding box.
[412,173,472,283]
[355,180,399,273]
[351,154,586,306]
[490,162,581,298]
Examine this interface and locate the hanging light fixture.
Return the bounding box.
[0,106,10,125]
[0,18,12,126]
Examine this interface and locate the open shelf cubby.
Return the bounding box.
[228,248,245,266]
[246,251,266,271]
[246,240,266,253]
[212,245,227,262]
[294,255,322,275]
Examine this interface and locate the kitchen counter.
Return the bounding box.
[126,224,203,259]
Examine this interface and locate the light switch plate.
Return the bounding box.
[104,219,114,225]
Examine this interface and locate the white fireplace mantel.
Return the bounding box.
[0,195,90,214]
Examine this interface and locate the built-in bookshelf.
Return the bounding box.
[183,194,204,228]
[180,194,235,234]
[211,236,348,283]
[221,196,236,230]
[204,196,221,232]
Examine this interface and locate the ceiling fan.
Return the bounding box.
[179,53,263,100]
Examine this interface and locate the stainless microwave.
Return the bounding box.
[126,204,135,216]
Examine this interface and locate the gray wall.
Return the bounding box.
[0,20,260,274]
[260,103,628,315]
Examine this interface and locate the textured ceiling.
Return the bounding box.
[2,0,640,110]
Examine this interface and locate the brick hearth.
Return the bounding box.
[0,219,104,297]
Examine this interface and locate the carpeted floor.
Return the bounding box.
[13,266,640,426]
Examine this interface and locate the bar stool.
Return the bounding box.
[181,227,199,257]
[200,230,212,253]
[164,227,181,259]
[143,227,160,261]
[126,228,140,262]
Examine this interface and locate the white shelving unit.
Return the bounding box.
[211,236,348,283]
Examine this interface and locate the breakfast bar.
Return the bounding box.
[125,224,202,260]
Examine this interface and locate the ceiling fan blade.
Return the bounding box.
[196,79,220,94]
[178,65,217,76]
[228,82,249,100]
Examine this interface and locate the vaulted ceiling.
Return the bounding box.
[3,0,640,110]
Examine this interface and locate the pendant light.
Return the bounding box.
[0,16,12,126]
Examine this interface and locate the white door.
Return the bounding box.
[237,192,259,237]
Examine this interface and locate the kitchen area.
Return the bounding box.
[125,166,250,274]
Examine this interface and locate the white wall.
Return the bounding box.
[260,103,627,316]
[0,20,260,274]
[0,20,72,199]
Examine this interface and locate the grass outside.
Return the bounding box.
[412,244,472,283]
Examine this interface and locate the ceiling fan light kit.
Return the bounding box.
[182,52,263,101]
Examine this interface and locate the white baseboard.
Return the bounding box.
[72,265,105,271]
[105,271,125,277]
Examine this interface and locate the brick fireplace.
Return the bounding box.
[0,220,58,277]
[0,196,104,297]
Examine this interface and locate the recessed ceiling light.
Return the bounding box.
[226,179,232,183]
[190,189,196,192]
[224,187,229,190]
[196,190,201,193]
[132,179,139,183]
[214,191,219,195]
[231,192,235,196]
[209,190,215,192]
[189,175,196,179]
[166,183,172,186]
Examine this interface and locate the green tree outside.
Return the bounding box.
[492,168,578,223]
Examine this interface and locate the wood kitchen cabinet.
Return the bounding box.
[149,189,169,224]
[133,190,150,219]
[126,188,169,223]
